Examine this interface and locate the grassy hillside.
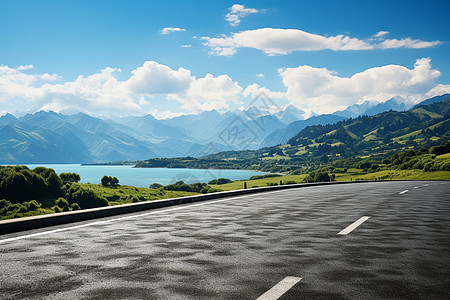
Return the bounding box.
[136,99,450,174]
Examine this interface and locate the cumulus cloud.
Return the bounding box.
[0,65,59,101]
[202,28,442,56]
[38,67,142,115]
[426,84,450,97]
[0,61,245,116]
[160,27,186,35]
[279,58,441,114]
[124,61,193,94]
[225,4,259,26]
[256,73,264,78]
[181,44,192,48]
[17,64,34,70]
[168,73,243,112]
[242,83,284,99]
[1,59,447,117]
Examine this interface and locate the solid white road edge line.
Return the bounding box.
[399,190,409,194]
[338,216,371,235]
[0,189,289,244]
[256,276,302,300]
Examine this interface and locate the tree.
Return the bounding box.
[303,171,331,183]
[111,177,119,186]
[60,173,81,184]
[101,176,119,186]
[47,171,63,196]
[150,183,163,189]
[101,176,111,186]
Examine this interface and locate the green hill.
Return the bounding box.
[136,99,450,174]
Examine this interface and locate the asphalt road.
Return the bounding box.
[1,181,449,299]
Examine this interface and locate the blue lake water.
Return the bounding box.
[25,164,263,188]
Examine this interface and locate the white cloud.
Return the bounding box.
[181,44,192,48]
[256,73,264,78]
[124,61,193,94]
[373,31,389,38]
[202,28,442,56]
[0,61,246,116]
[160,27,186,35]
[242,83,284,99]
[1,59,447,117]
[203,28,373,56]
[379,38,443,49]
[0,65,59,101]
[279,58,441,114]
[139,97,150,105]
[426,84,450,98]
[225,4,259,26]
[39,67,142,115]
[17,64,34,70]
[169,73,242,112]
[148,109,185,120]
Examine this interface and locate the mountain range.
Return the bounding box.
[187,97,450,173]
[1,94,448,164]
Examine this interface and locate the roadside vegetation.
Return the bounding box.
[0,166,196,221]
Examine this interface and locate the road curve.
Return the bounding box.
[1,181,449,299]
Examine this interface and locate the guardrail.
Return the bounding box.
[0,180,392,235]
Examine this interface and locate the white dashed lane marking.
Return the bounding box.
[256,276,302,300]
[338,216,371,235]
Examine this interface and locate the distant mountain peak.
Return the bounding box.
[333,95,411,118]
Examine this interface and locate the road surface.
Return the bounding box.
[1,181,449,299]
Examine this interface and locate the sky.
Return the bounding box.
[1,0,449,118]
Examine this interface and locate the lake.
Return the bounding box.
[25,164,264,188]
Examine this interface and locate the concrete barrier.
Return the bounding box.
[0,180,389,235]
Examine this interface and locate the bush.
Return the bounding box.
[56,197,69,209]
[359,162,372,169]
[149,183,163,189]
[249,174,282,180]
[164,181,192,192]
[208,178,232,185]
[59,173,81,183]
[26,200,41,211]
[429,141,450,156]
[200,186,211,194]
[101,176,119,186]
[65,184,109,209]
[70,203,81,210]
[303,171,331,183]
[163,180,205,193]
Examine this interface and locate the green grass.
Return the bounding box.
[83,183,197,206]
[209,174,308,191]
[0,184,197,221]
[335,169,450,181]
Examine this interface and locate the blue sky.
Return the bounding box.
[1,0,449,118]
